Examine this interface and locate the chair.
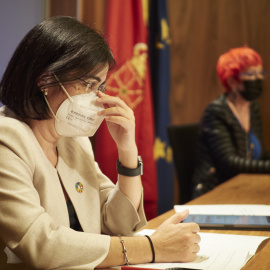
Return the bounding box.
[167,123,199,204]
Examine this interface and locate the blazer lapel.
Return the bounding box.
[56,138,102,233]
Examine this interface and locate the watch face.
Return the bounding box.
[138,156,143,175]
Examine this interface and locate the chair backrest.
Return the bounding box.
[167,123,199,204]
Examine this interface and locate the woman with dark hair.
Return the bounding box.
[0,16,200,269]
[192,47,270,198]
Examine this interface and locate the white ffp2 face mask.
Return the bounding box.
[54,91,104,137]
[44,80,104,137]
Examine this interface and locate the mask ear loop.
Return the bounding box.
[53,73,74,103]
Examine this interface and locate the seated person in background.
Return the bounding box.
[192,46,270,198]
[0,16,200,269]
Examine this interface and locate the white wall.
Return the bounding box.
[0,0,43,106]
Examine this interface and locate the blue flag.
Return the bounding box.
[149,0,174,214]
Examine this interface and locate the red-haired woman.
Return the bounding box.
[192,47,270,198]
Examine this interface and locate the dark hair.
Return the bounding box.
[0,16,116,119]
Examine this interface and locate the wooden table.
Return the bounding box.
[143,174,270,269]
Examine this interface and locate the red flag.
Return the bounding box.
[95,0,158,220]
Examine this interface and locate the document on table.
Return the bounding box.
[174,204,270,216]
[133,229,269,270]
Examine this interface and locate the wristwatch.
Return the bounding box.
[117,156,143,176]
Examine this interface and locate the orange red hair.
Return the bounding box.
[216,47,263,91]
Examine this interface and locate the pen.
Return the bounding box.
[121,267,202,270]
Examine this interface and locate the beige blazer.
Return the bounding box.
[0,106,147,269]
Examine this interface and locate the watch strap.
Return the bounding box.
[117,156,143,177]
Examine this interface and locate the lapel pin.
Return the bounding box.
[75,182,84,193]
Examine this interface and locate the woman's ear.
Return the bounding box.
[226,76,242,91]
[37,73,52,89]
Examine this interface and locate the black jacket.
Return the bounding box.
[191,94,270,198]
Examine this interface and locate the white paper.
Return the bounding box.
[174,204,270,216]
[134,229,269,270]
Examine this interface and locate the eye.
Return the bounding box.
[239,72,255,78]
[85,82,95,92]
[77,78,96,92]
[240,72,254,77]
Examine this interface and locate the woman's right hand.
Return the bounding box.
[150,209,201,263]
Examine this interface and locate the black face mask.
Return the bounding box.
[240,79,263,101]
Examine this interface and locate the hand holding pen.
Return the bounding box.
[150,209,201,263]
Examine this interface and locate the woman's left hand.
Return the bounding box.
[96,91,136,152]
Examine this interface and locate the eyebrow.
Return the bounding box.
[88,75,101,82]
[83,76,106,85]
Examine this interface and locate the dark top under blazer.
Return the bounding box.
[191,94,270,198]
